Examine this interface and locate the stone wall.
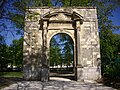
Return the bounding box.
[23,7,101,81]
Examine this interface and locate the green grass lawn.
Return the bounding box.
[0,72,23,78]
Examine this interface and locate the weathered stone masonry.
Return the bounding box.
[23,7,101,81]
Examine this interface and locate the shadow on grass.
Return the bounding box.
[0,77,23,89]
[0,72,23,89]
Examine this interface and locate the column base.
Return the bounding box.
[41,67,49,82]
[23,65,49,81]
[76,67,101,81]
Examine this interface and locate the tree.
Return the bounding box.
[61,0,91,6]
[58,34,74,68]
[0,35,8,70]
[63,41,73,68]
[50,45,62,67]
[0,0,120,81]
[9,38,23,67]
[0,0,6,18]
[0,37,23,71]
[50,37,62,67]
[59,1,120,83]
[50,33,74,69]
[9,0,52,30]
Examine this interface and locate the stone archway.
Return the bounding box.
[23,7,101,81]
[47,31,76,74]
[49,33,75,79]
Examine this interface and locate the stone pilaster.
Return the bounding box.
[75,21,83,81]
[40,21,49,81]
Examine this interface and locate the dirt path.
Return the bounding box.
[1,77,116,90]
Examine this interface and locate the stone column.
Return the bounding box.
[40,21,49,81]
[75,21,83,81]
[76,21,82,66]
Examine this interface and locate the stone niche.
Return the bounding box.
[23,7,101,81]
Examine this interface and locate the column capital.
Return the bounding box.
[43,21,48,28]
[76,21,80,28]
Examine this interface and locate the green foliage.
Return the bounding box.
[101,33,120,78]
[99,23,120,76]
[100,30,117,60]
[50,37,63,67]
[50,45,62,67]
[50,34,73,68]
[62,36,73,67]
[91,1,116,30]
[63,42,73,67]
[0,37,23,71]
[61,0,91,6]
[104,57,120,81]
[9,13,25,29]
[0,35,9,70]
[0,44,9,70]
[9,38,23,66]
[9,0,52,29]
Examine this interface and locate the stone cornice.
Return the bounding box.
[26,6,97,9]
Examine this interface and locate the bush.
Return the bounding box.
[103,58,120,82]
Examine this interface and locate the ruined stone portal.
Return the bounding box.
[23,7,101,81]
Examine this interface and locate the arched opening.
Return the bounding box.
[49,33,75,80]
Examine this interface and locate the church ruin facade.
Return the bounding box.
[23,7,101,81]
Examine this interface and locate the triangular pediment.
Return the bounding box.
[49,13,71,21]
[42,11,83,23]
